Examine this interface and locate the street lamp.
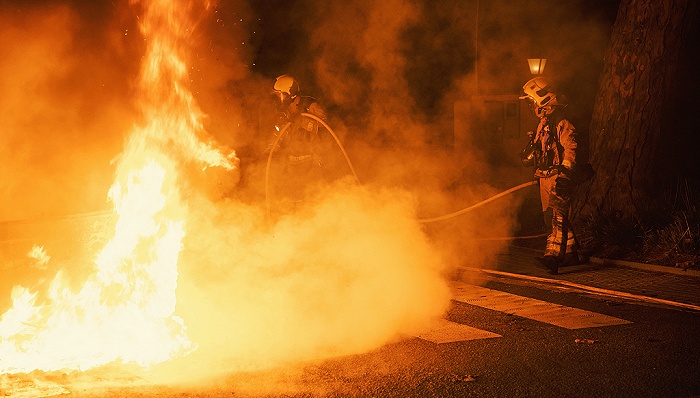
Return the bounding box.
[527,58,547,75]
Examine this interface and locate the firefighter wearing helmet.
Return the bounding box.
[268,75,328,210]
[520,77,579,274]
[271,74,326,127]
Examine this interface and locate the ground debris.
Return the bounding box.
[574,338,597,344]
[675,260,698,270]
[0,373,69,398]
[451,374,477,383]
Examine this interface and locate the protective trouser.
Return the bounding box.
[543,207,577,258]
[539,175,577,260]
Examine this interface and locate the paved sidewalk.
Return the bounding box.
[459,245,700,311]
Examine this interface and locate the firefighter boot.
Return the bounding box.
[537,255,560,275]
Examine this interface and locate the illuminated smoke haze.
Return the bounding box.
[0,2,140,220]
[0,0,618,387]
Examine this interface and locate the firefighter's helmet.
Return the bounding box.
[520,77,563,117]
[272,75,300,107]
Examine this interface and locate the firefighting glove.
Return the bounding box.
[555,175,571,197]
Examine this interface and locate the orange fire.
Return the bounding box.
[0,0,235,374]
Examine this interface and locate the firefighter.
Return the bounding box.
[519,77,580,274]
[270,74,327,135]
[268,75,328,209]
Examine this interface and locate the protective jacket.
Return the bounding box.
[280,96,326,162]
[532,112,577,178]
[531,111,577,210]
[271,96,328,211]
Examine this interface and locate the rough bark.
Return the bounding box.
[573,0,699,222]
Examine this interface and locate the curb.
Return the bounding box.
[509,245,700,278]
[457,266,700,313]
[589,257,700,278]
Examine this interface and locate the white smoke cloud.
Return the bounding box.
[144,180,451,382]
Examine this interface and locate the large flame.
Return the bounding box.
[0,0,235,374]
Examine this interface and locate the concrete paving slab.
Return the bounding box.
[452,282,632,329]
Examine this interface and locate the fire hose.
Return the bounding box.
[416,180,538,223]
[265,113,361,219]
[264,114,543,238]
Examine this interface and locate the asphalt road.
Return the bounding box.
[3,274,699,398]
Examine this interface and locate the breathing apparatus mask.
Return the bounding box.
[271,75,301,131]
[272,75,299,108]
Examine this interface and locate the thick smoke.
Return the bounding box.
[0,0,618,390]
[157,0,614,383]
[143,180,451,383]
[0,2,142,221]
[279,0,615,270]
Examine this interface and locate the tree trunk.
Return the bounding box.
[573,0,699,222]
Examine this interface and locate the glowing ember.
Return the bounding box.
[0,0,236,374]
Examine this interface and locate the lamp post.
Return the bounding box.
[527,58,547,75]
